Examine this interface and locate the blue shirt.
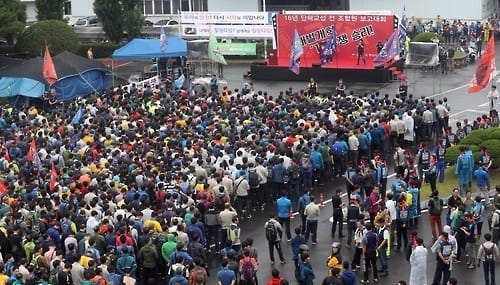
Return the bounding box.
[217,268,236,285]
[474,167,489,187]
[276,196,292,218]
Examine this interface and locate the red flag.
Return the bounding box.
[43,45,58,85]
[468,34,496,93]
[50,164,58,191]
[0,180,8,196]
[27,139,37,162]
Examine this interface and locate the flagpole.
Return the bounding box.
[263,0,268,60]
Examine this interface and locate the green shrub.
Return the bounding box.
[413,32,444,43]
[445,145,460,164]
[16,20,80,56]
[445,129,500,168]
[77,42,123,59]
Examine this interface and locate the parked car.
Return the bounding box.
[144,19,154,27]
[74,16,100,27]
[153,19,179,27]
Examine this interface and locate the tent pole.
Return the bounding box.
[112,60,115,87]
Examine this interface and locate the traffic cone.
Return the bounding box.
[320,193,324,207]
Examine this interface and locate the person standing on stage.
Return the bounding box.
[357,39,366,65]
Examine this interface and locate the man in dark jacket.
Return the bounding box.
[138,236,159,283]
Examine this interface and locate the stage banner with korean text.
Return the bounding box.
[276,12,397,70]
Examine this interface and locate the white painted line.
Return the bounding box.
[426,70,500,99]
[427,84,468,98]
[477,102,490,107]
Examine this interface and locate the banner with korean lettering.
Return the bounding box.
[182,24,274,39]
[181,12,271,25]
[276,12,396,70]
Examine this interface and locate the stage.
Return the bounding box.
[249,61,393,83]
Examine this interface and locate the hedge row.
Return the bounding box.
[77,43,124,59]
[445,128,500,168]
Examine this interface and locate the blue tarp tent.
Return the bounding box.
[0,57,46,99]
[0,52,110,102]
[52,51,110,102]
[112,37,187,60]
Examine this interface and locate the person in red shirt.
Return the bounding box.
[267,268,283,285]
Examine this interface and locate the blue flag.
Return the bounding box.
[289,28,304,75]
[175,74,185,89]
[71,107,84,125]
[320,26,337,65]
[373,30,401,67]
[399,7,407,49]
[160,26,167,53]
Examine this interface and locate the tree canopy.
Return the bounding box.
[0,0,27,45]
[94,0,144,43]
[35,0,64,21]
[17,20,80,56]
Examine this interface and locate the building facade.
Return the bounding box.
[349,0,498,21]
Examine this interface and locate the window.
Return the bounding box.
[181,0,189,11]
[64,1,72,15]
[144,0,153,14]
[154,0,162,14]
[162,0,171,14]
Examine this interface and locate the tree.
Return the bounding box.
[35,0,64,21]
[122,0,144,41]
[94,0,144,43]
[0,0,26,45]
[17,20,80,56]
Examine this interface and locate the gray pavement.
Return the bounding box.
[202,47,500,284]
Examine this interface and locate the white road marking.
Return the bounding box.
[426,71,500,98]
[477,102,490,107]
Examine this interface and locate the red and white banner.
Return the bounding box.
[276,12,396,70]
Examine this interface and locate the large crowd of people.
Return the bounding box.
[1,13,500,283]
[0,70,497,285]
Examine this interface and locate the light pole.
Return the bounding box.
[263,0,267,60]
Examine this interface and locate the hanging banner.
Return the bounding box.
[276,12,397,70]
[181,12,271,25]
[182,24,273,39]
[218,43,257,56]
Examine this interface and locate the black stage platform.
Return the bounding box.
[249,59,404,83]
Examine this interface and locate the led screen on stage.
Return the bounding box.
[276,12,397,70]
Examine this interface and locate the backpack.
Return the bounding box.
[265,221,277,242]
[298,195,310,215]
[332,143,344,157]
[365,231,378,254]
[107,273,121,285]
[191,266,207,284]
[289,166,301,180]
[48,269,59,285]
[61,219,71,238]
[92,276,105,285]
[248,169,260,188]
[430,198,442,215]
[482,244,496,261]
[227,224,240,244]
[241,257,254,280]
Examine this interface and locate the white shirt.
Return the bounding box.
[386,200,397,221]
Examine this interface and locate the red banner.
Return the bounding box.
[468,34,495,93]
[276,12,397,70]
